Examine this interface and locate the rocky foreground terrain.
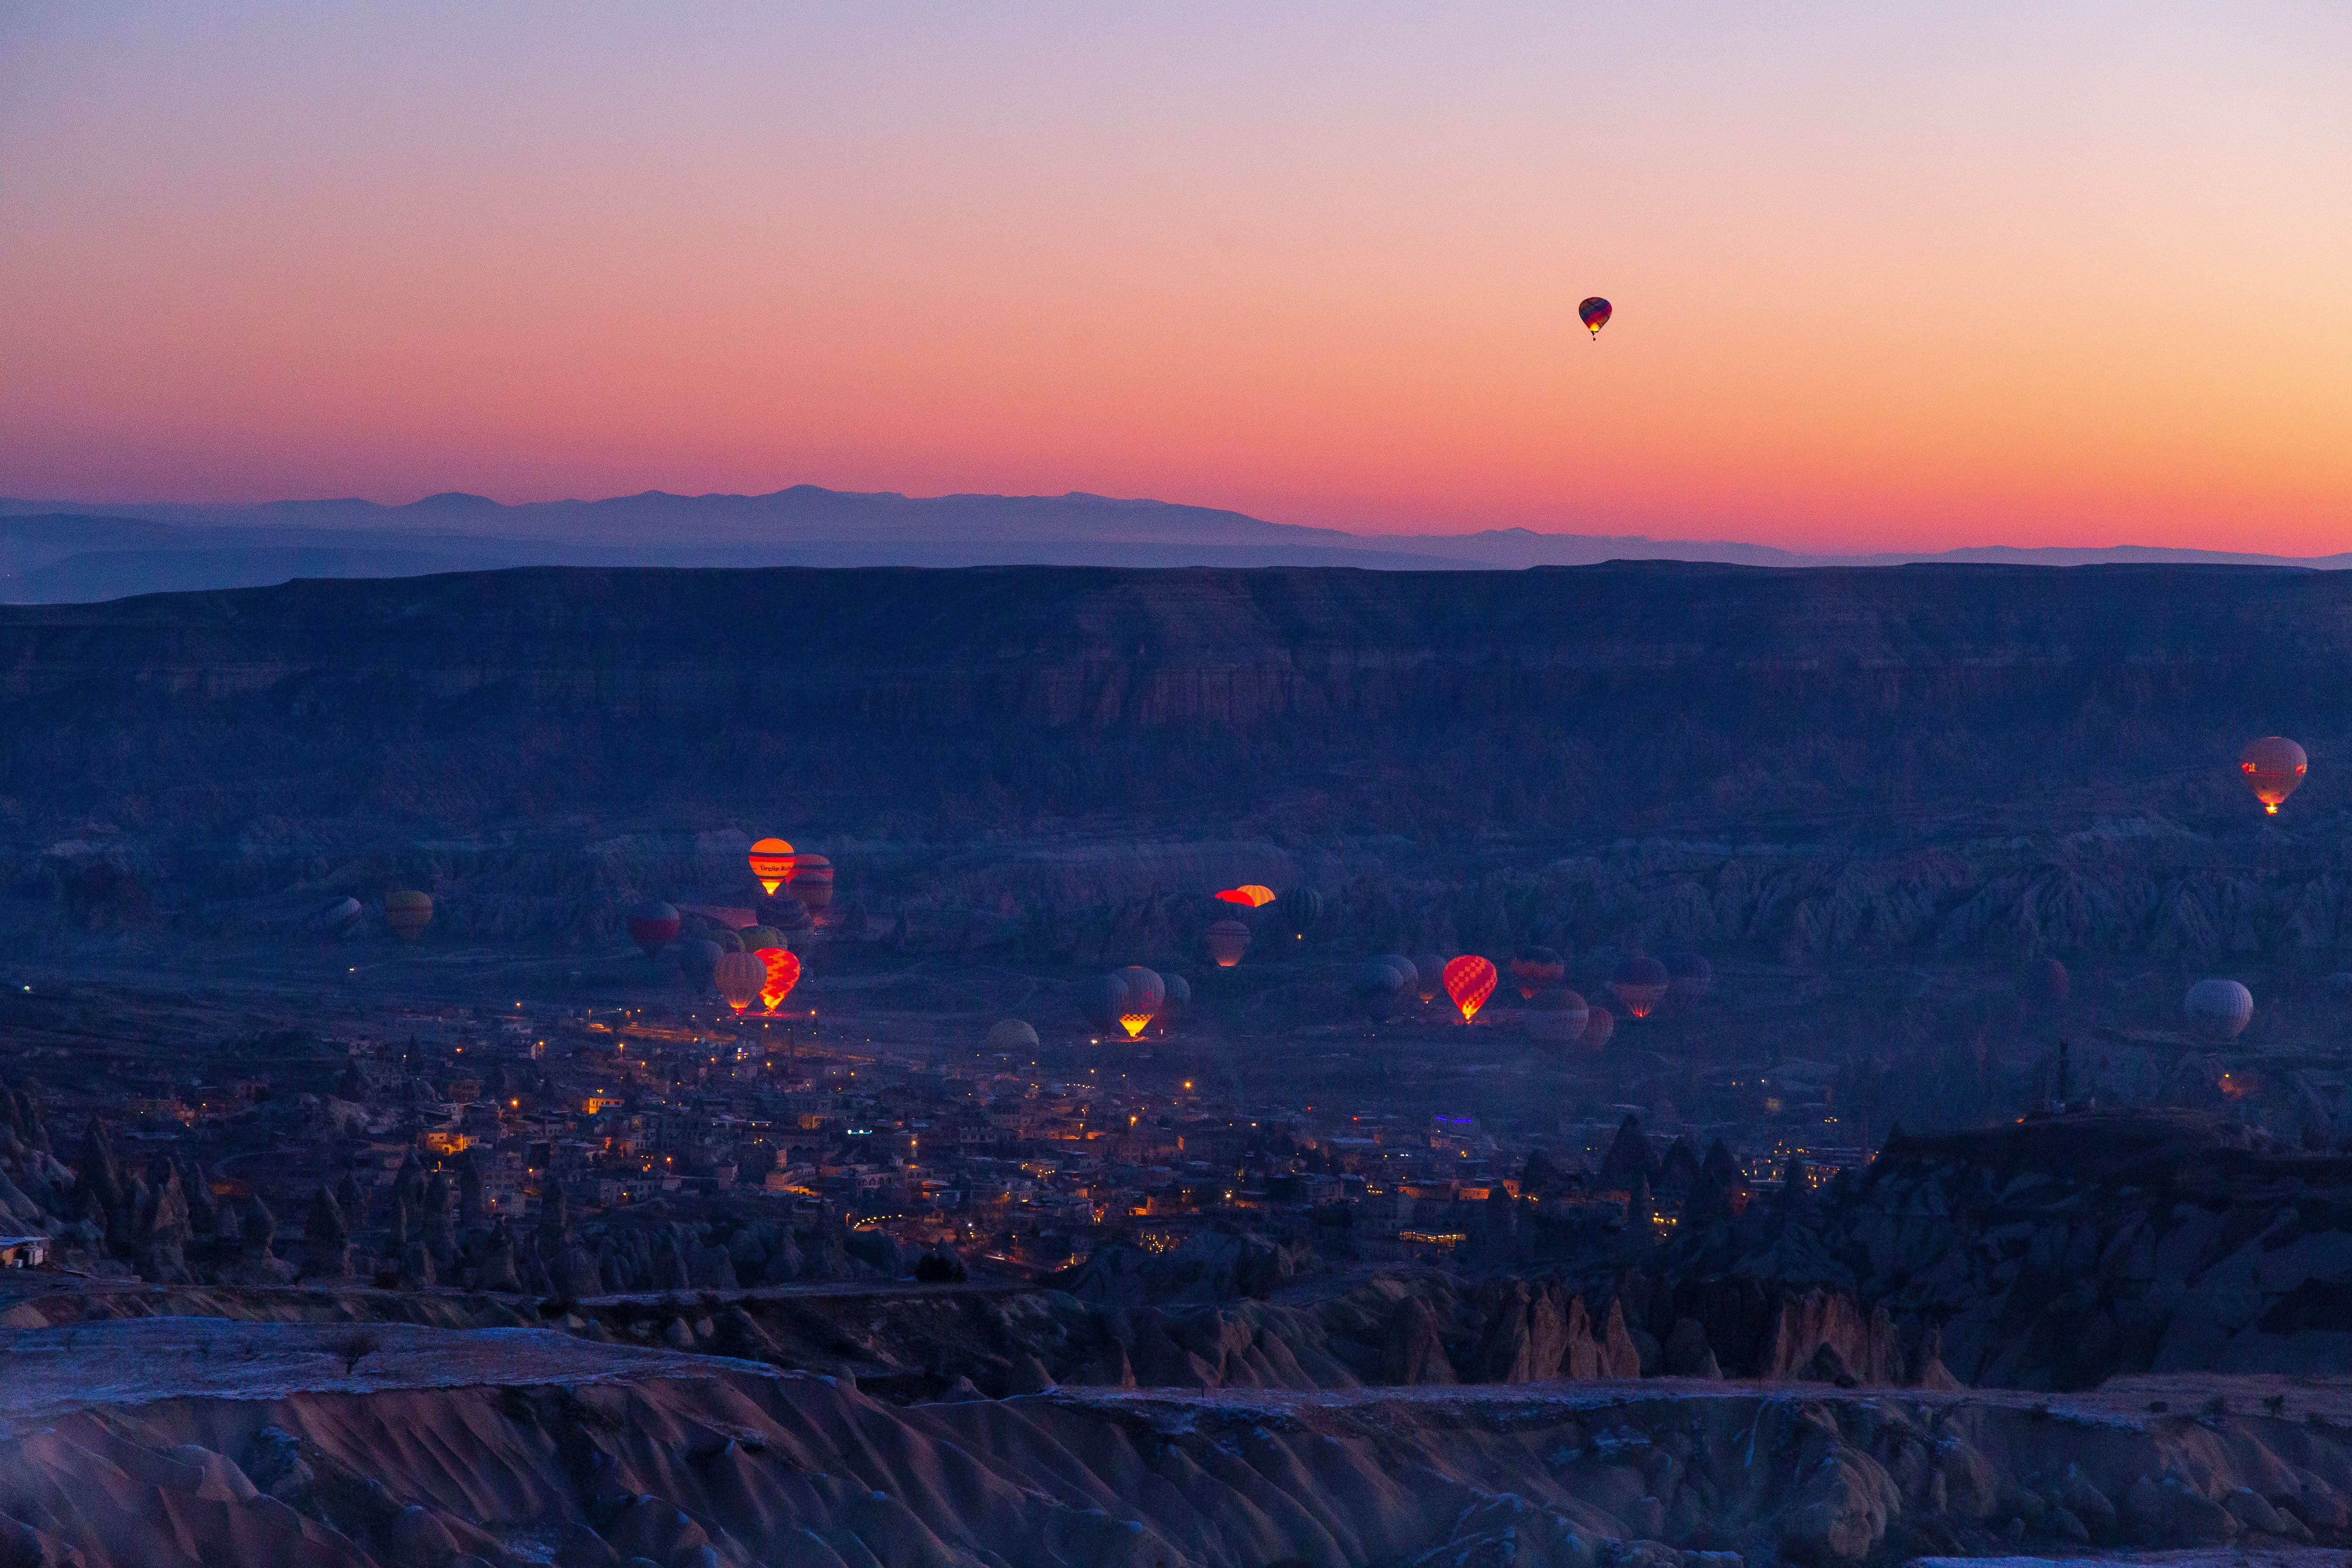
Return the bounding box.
[5,1318,2352,1568]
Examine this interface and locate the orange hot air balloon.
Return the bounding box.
[1216,884,1277,908]
[1442,955,1498,1023]
[756,947,802,1012]
[789,852,833,910]
[1118,1013,1152,1038]
[747,838,795,895]
[2239,737,2307,815]
[714,950,766,1014]
[1578,297,1612,339]
[1509,946,1565,999]
[384,888,433,943]
[1206,918,1252,967]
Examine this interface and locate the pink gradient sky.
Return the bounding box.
[3,3,2347,553]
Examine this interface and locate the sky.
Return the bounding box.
[2,2,2348,553]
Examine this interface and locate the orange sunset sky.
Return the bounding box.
[2,3,2347,553]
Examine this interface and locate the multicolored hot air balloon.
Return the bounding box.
[1510,946,1565,999]
[1611,956,1670,1019]
[1525,988,1590,1043]
[1216,885,1277,908]
[626,900,680,959]
[1442,955,1498,1023]
[1584,1004,1615,1049]
[2240,737,2307,815]
[715,950,767,1014]
[1206,918,1252,967]
[748,838,795,895]
[1161,973,1191,1024]
[1112,966,1166,1037]
[788,852,833,910]
[385,888,433,943]
[1578,297,1612,339]
[756,948,802,1013]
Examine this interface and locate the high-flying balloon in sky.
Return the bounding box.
[1578,297,1612,340]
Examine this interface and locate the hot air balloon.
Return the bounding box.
[1355,957,1410,1020]
[1510,946,1565,999]
[2024,958,2070,1011]
[318,897,362,937]
[748,838,795,895]
[1112,965,1166,1037]
[789,852,834,910]
[1078,972,1129,1032]
[1206,918,1252,967]
[709,927,744,954]
[1275,887,1323,943]
[1216,885,1277,908]
[2240,737,2308,815]
[384,888,433,943]
[757,948,802,1012]
[626,900,680,959]
[2185,978,2253,1041]
[1412,954,1446,1004]
[1578,297,1612,339]
[1584,1004,1615,1049]
[1161,973,1191,1023]
[1666,952,1712,998]
[715,950,767,1014]
[677,938,721,995]
[1611,956,1669,1019]
[1525,988,1590,1043]
[1442,955,1498,1023]
[1377,955,1419,994]
[985,1019,1039,1052]
[760,895,816,941]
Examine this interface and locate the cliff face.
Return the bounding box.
[1659,1110,2352,1390]
[5,560,2347,727]
[5,561,2352,962]
[5,1318,2352,1568]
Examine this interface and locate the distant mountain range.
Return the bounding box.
[1,485,2343,602]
